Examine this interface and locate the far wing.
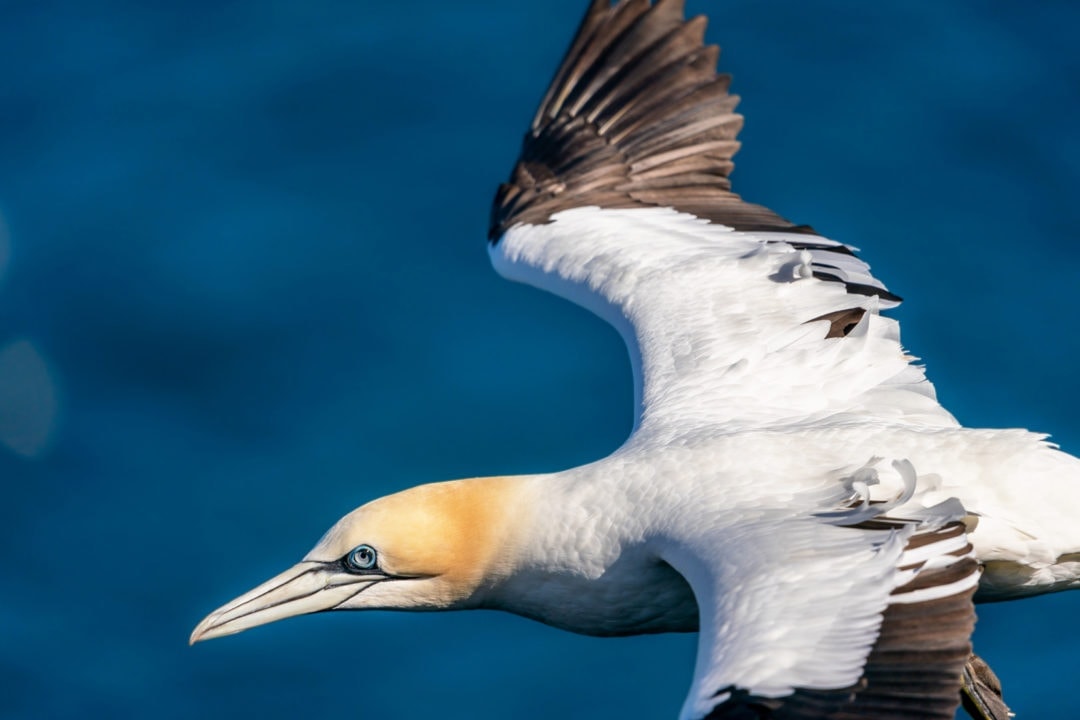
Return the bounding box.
[489,0,956,435]
[662,462,980,720]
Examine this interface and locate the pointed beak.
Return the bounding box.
[190,561,377,645]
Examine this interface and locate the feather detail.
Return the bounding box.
[490,0,808,241]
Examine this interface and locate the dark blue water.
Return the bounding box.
[2,1,1078,717]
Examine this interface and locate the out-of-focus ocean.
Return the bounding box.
[2,1,1078,718]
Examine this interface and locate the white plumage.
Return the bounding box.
[492,205,1080,600]
[191,2,1078,718]
[493,208,954,432]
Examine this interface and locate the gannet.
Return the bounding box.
[191,1,1080,718]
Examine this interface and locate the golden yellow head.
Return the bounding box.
[308,476,527,592]
[190,476,531,644]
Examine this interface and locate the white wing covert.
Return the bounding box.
[663,461,980,720]
[488,0,957,437]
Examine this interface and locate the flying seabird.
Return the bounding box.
[191,1,1080,718]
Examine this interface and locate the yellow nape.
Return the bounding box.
[306,476,531,602]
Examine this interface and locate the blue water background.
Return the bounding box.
[2,1,1079,717]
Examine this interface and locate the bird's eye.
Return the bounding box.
[345,544,378,572]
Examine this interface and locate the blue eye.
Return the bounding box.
[346,544,378,572]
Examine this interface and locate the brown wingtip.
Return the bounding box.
[491,0,804,242]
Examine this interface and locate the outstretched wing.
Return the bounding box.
[664,462,980,720]
[489,0,956,435]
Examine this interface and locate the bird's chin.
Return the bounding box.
[189,561,378,645]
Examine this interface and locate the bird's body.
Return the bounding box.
[494,422,1080,636]
[192,1,1080,718]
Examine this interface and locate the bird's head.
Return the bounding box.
[190,476,528,644]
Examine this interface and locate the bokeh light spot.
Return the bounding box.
[0,339,59,458]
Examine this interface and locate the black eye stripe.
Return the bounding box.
[337,556,385,575]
